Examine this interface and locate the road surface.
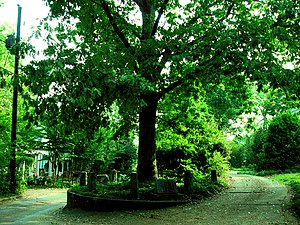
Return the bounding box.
[0,173,299,224]
[0,189,66,225]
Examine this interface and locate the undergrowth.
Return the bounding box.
[70,178,227,202]
[273,173,300,218]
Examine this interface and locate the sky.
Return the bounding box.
[0,0,49,38]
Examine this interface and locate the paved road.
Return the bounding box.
[0,189,67,225]
[189,172,300,225]
[0,174,299,224]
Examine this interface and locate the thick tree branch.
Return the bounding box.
[151,0,169,37]
[218,2,235,23]
[142,0,148,6]
[90,0,141,40]
[98,0,135,55]
[158,80,183,98]
[117,15,142,40]
[133,0,143,7]
[225,3,234,18]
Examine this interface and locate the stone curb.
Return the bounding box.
[67,190,187,211]
[0,195,22,203]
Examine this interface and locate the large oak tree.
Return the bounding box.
[24,0,300,181]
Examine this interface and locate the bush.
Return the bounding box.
[0,125,11,196]
[156,90,230,179]
[249,128,268,170]
[246,112,300,171]
[0,173,10,196]
[156,120,230,179]
[290,182,300,217]
[207,151,230,179]
[263,112,300,170]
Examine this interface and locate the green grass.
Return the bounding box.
[273,173,300,183]
[235,168,300,176]
[273,173,300,218]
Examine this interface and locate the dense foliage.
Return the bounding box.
[0,23,41,195]
[1,0,300,196]
[262,112,300,170]
[21,0,300,182]
[0,88,12,195]
[0,24,22,195]
[234,111,300,171]
[0,24,16,195]
[157,86,230,179]
[229,85,299,168]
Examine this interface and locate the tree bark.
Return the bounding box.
[137,94,159,182]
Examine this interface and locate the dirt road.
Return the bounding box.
[0,173,299,224]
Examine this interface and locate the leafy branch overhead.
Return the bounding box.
[41,1,299,97]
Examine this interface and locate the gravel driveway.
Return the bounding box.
[0,173,299,225]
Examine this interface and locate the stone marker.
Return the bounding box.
[72,171,81,184]
[80,171,87,186]
[88,172,96,191]
[130,172,139,199]
[184,170,193,192]
[97,174,109,182]
[211,169,217,182]
[156,179,178,194]
[112,169,118,182]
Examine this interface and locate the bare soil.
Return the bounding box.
[0,172,299,225]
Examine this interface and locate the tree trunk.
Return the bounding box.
[137,94,159,182]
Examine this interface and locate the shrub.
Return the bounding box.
[156,86,231,180]
[290,182,300,217]
[263,112,300,170]
[207,151,230,178]
[249,128,268,170]
[247,112,300,171]
[0,146,11,196]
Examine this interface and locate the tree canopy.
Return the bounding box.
[23,0,300,181]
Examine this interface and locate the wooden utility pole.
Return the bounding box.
[9,5,22,194]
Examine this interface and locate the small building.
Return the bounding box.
[28,150,70,178]
[23,126,71,180]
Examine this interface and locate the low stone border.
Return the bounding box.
[67,190,187,211]
[0,195,22,204]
